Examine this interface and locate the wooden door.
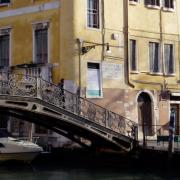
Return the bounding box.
[171,104,179,135]
[138,93,152,136]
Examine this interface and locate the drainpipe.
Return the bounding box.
[123,0,135,88]
[176,4,180,83]
[101,0,105,61]
[159,7,166,90]
[77,38,83,97]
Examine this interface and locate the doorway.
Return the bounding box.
[170,104,179,135]
[138,92,153,136]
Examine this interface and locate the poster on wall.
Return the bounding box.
[102,62,122,79]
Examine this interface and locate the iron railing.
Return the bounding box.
[0,73,138,140]
[138,124,177,137]
[138,124,180,149]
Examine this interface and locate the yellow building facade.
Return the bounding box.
[0,0,180,142]
[128,0,180,137]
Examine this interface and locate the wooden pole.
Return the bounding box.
[168,109,175,159]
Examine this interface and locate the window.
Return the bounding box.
[87,0,100,29]
[149,42,161,73]
[0,0,10,4]
[145,0,160,6]
[129,0,139,3]
[129,0,139,5]
[0,143,4,148]
[87,63,102,97]
[34,23,48,64]
[164,44,174,75]
[0,30,10,67]
[0,114,8,128]
[26,66,52,82]
[163,0,174,9]
[130,40,137,72]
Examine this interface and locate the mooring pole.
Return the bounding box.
[168,108,175,159]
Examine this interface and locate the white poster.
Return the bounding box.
[102,62,122,79]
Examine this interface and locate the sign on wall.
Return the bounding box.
[102,62,122,79]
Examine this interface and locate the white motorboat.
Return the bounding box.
[0,137,43,163]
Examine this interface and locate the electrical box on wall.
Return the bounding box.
[111,33,119,40]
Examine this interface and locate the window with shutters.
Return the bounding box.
[164,44,174,75]
[0,30,10,67]
[33,22,49,64]
[87,0,100,29]
[130,39,138,72]
[149,42,161,73]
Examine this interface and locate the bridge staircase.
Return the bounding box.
[0,73,138,152]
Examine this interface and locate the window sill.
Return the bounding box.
[86,26,101,31]
[86,95,103,99]
[0,3,10,7]
[145,5,160,10]
[164,73,176,77]
[149,72,163,76]
[86,90,103,99]
[162,7,175,12]
[130,71,139,74]
[129,1,138,6]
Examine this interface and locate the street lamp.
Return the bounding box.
[76,38,111,97]
[81,43,111,55]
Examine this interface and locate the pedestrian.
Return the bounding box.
[58,79,65,108]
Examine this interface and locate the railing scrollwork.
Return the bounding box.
[0,73,138,140]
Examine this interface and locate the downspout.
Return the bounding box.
[159,6,166,91]
[77,38,83,97]
[101,0,105,60]
[176,2,180,83]
[124,0,135,88]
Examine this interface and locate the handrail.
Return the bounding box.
[138,124,173,137]
[0,73,138,140]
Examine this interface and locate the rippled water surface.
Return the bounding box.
[0,163,179,180]
[0,151,179,180]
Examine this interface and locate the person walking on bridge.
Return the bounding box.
[58,79,65,108]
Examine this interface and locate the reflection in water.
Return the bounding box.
[0,150,179,180]
[0,162,178,180]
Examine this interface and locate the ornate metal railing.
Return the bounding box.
[0,73,138,140]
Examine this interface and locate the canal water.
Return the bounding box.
[0,151,179,180]
[0,164,177,180]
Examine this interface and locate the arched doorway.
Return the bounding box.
[138,92,153,137]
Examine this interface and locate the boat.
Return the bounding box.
[0,137,43,163]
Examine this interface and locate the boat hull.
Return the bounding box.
[0,152,40,163]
